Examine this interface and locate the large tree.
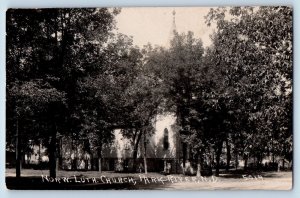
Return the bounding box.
[78,33,143,172]
[144,31,205,174]
[204,6,292,170]
[6,8,119,177]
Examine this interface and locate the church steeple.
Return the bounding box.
[171,9,177,35]
[167,9,177,48]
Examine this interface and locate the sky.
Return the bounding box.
[115,7,216,49]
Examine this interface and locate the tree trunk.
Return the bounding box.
[256,153,262,169]
[226,138,231,171]
[98,141,102,173]
[215,141,223,176]
[132,148,138,170]
[143,130,148,174]
[58,138,63,169]
[56,158,60,172]
[244,154,248,171]
[56,137,61,171]
[49,124,57,178]
[235,151,238,170]
[182,142,187,175]
[132,130,142,172]
[215,154,220,176]
[71,135,76,170]
[85,159,89,170]
[16,118,21,178]
[196,153,201,177]
[75,139,79,170]
[98,158,102,173]
[209,151,213,173]
[38,139,42,163]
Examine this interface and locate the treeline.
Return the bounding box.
[6,7,292,178]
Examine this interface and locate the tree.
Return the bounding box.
[204,6,292,170]
[144,31,205,174]
[122,72,163,173]
[6,8,119,177]
[78,33,143,172]
[7,80,66,177]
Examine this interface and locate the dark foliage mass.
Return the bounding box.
[6,7,292,177]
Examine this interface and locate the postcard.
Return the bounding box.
[6,7,292,190]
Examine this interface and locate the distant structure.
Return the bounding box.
[166,9,177,48]
[171,10,177,35]
[99,114,180,173]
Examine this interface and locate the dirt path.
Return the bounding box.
[163,175,292,190]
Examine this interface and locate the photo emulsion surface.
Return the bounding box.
[6,7,293,190]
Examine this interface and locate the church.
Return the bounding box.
[96,114,181,173]
[54,113,182,173]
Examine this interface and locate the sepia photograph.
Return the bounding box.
[5,7,292,190]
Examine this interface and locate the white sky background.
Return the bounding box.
[115,7,216,49]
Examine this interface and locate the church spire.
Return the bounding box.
[167,9,177,48]
[171,9,177,34]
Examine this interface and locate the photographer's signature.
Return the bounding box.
[242,174,263,180]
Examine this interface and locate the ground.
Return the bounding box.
[5,169,292,190]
